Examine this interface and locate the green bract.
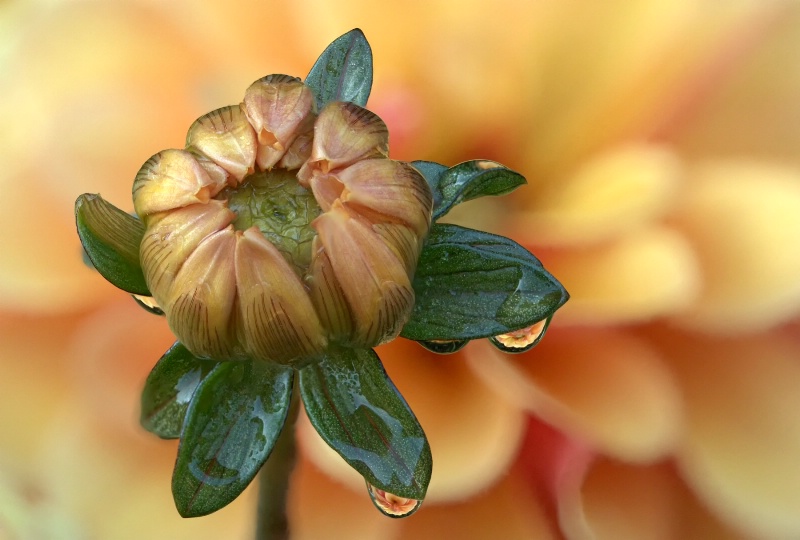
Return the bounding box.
[73,28,568,519]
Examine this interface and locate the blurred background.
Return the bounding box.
[2,0,800,538]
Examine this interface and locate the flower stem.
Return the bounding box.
[255,388,300,540]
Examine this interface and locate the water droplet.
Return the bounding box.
[132,294,164,315]
[489,317,551,354]
[418,339,468,354]
[366,482,422,518]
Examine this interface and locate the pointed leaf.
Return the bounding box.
[172,361,293,517]
[305,28,373,110]
[75,193,149,295]
[401,224,569,341]
[299,347,431,500]
[412,160,526,220]
[140,342,216,439]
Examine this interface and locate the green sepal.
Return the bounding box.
[305,28,373,110]
[299,347,431,500]
[140,342,216,439]
[401,224,569,341]
[411,160,526,221]
[74,193,149,295]
[172,361,293,517]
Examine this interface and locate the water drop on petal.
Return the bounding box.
[366,482,422,518]
[489,317,552,353]
[417,339,469,354]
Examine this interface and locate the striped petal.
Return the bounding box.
[166,227,239,360]
[186,105,257,183]
[235,228,327,364]
[132,149,228,218]
[307,238,354,340]
[298,102,388,183]
[139,200,235,305]
[242,74,316,171]
[312,202,413,346]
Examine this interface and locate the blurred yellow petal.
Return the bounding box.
[468,329,681,462]
[298,339,526,503]
[242,75,316,170]
[133,149,228,217]
[235,228,327,363]
[312,203,413,346]
[653,329,800,539]
[186,104,257,182]
[512,144,681,247]
[539,226,700,325]
[670,161,800,333]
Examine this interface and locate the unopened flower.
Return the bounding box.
[133,75,432,365]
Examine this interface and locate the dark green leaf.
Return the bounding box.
[305,28,373,110]
[299,347,431,500]
[412,160,526,221]
[172,361,293,517]
[140,342,216,439]
[75,193,149,295]
[401,224,569,341]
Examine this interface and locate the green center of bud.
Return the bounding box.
[218,169,322,272]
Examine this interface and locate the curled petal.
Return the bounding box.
[278,126,314,171]
[298,102,388,182]
[189,150,233,189]
[133,149,228,217]
[312,202,413,346]
[242,74,316,170]
[186,105,257,183]
[139,200,235,303]
[372,223,422,277]
[235,228,327,363]
[336,159,433,236]
[307,238,353,339]
[307,174,345,212]
[166,227,239,360]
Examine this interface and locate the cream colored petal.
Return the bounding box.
[166,227,238,360]
[394,473,557,540]
[186,104,257,182]
[288,457,397,540]
[468,328,681,462]
[298,338,526,503]
[235,228,326,363]
[336,158,433,237]
[541,226,701,325]
[242,74,315,170]
[307,238,354,340]
[511,144,681,247]
[132,149,227,217]
[298,102,389,182]
[669,161,800,333]
[653,328,800,539]
[139,200,235,304]
[312,202,413,346]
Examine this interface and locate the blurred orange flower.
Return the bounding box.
[2,0,800,539]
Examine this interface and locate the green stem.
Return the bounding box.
[255,388,300,540]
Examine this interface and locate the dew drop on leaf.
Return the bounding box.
[488,316,551,353]
[417,339,469,354]
[366,482,422,518]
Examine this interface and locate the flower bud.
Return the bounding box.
[133,76,433,364]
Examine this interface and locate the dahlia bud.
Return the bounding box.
[132,76,433,365]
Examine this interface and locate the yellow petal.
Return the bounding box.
[541,226,701,325]
[336,158,433,237]
[132,149,227,217]
[242,74,316,170]
[653,328,800,539]
[186,105,257,182]
[468,328,681,462]
[670,161,800,333]
[312,203,413,346]
[372,223,422,277]
[298,339,526,503]
[511,144,681,247]
[235,228,327,363]
[139,200,235,304]
[306,239,354,340]
[298,102,388,182]
[166,227,239,360]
